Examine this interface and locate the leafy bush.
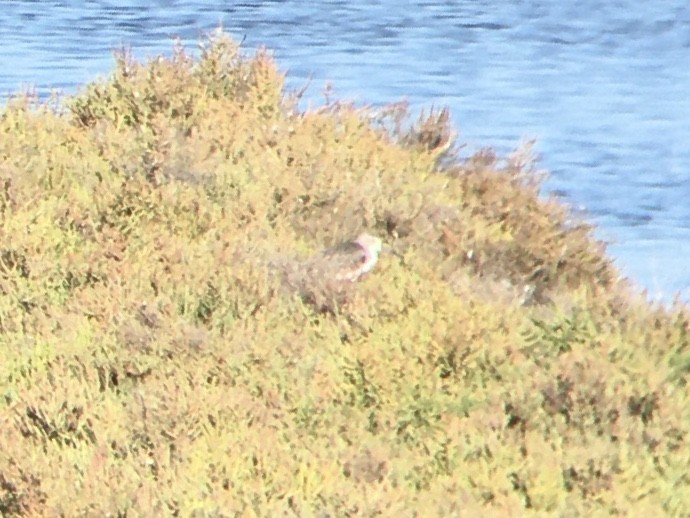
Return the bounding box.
[0,31,687,515]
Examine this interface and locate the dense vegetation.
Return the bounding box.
[0,32,688,516]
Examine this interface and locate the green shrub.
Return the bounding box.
[0,31,687,515]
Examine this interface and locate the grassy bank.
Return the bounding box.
[0,32,688,516]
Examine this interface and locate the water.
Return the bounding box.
[2,1,689,301]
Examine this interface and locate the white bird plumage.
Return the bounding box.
[311,233,383,283]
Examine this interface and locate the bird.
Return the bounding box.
[267,233,384,313]
[309,233,383,283]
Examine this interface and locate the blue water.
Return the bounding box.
[2,1,689,301]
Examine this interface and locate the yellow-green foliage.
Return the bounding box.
[0,31,689,516]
